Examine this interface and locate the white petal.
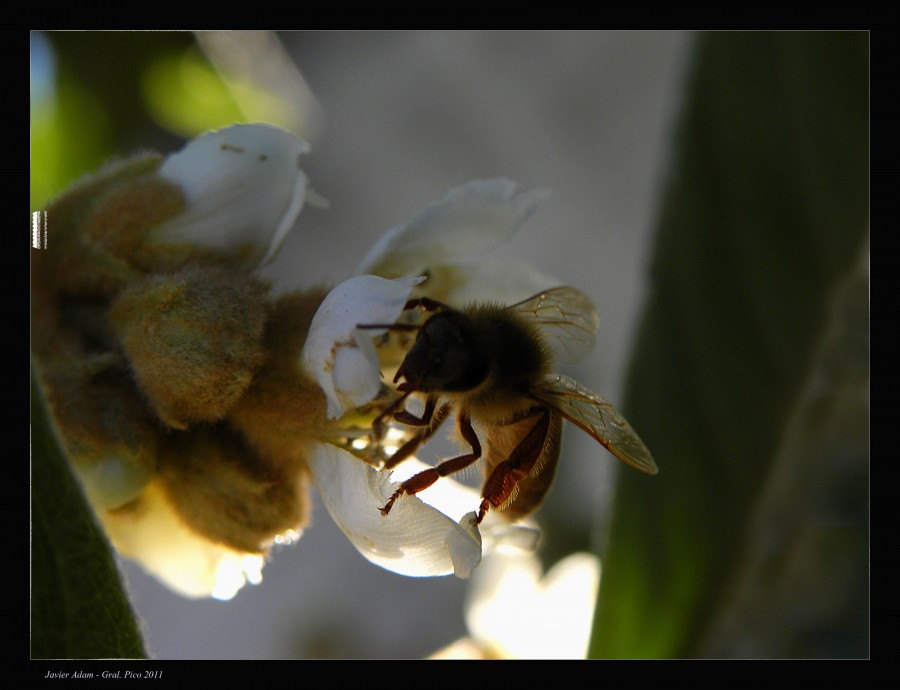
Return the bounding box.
[152,123,310,265]
[356,179,549,277]
[76,453,153,511]
[413,256,560,308]
[478,520,541,555]
[306,443,482,578]
[428,637,489,660]
[99,482,267,600]
[330,339,381,411]
[302,275,425,419]
[464,551,600,659]
[387,456,541,556]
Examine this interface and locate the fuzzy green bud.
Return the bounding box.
[109,266,268,429]
[38,354,161,510]
[227,289,328,469]
[158,425,309,554]
[32,154,183,298]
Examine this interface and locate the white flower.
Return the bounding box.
[432,551,601,659]
[301,274,425,419]
[150,123,312,266]
[301,179,553,580]
[357,178,557,305]
[306,444,482,578]
[357,178,547,278]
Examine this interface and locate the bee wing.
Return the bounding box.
[508,287,600,363]
[531,373,658,475]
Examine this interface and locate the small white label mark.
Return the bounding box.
[32,211,47,249]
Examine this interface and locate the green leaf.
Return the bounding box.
[31,363,147,659]
[31,32,195,210]
[589,32,868,658]
[141,48,247,139]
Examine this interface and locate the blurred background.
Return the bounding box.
[31,30,868,659]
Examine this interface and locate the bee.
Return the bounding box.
[364,286,658,524]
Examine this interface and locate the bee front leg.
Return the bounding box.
[369,387,415,445]
[380,413,481,515]
[383,397,451,470]
[477,406,550,523]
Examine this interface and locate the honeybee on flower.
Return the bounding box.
[32,123,651,601]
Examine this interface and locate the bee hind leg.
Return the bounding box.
[477,406,550,523]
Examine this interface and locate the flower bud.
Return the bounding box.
[227,289,329,470]
[99,481,266,600]
[37,355,161,510]
[108,266,268,429]
[33,154,176,298]
[157,425,309,554]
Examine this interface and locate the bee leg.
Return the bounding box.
[383,399,451,470]
[477,406,550,524]
[380,413,481,515]
[370,386,418,442]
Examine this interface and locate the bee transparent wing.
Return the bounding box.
[508,287,600,363]
[532,373,658,475]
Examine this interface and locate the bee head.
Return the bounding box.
[396,310,489,393]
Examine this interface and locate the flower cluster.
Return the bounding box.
[32,123,557,599]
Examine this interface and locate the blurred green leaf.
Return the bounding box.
[30,51,113,210]
[31,32,194,210]
[697,256,869,658]
[141,48,247,138]
[31,363,147,659]
[590,32,868,658]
